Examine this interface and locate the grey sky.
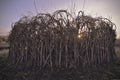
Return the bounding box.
[0,0,120,38]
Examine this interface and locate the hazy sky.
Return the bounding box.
[0,0,120,38]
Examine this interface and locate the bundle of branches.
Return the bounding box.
[8,10,116,70]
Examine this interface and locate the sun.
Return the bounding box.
[77,34,82,38]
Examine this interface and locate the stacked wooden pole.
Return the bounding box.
[8,10,116,70]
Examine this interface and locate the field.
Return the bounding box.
[115,39,120,58]
[0,36,120,80]
[0,43,9,57]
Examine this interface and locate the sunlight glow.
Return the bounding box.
[78,34,82,38]
[77,29,82,38]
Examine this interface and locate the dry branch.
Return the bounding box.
[8,10,116,70]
